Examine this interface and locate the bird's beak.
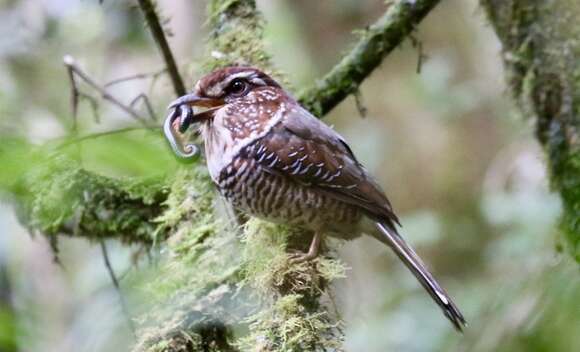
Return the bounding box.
[167,94,223,131]
[168,94,223,110]
[163,94,223,159]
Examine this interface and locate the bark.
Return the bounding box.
[481,0,580,263]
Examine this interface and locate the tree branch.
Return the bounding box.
[20,164,168,245]
[298,0,441,117]
[100,240,136,337]
[136,0,186,96]
[63,55,150,125]
[104,68,167,88]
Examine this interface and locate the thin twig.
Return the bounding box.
[104,68,167,88]
[136,0,186,96]
[65,58,87,162]
[78,92,101,123]
[56,126,160,150]
[100,240,136,338]
[63,55,149,125]
[417,40,428,74]
[353,88,368,118]
[409,33,428,74]
[48,234,63,267]
[130,93,157,121]
[298,0,441,117]
[66,61,80,132]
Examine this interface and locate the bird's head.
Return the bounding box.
[164,66,285,157]
[170,67,282,128]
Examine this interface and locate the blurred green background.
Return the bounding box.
[0,0,578,351]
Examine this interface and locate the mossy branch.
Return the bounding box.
[481,0,580,262]
[298,0,442,117]
[0,139,169,245]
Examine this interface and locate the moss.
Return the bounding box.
[235,219,346,351]
[140,310,240,352]
[145,165,238,297]
[240,219,292,292]
[205,0,270,70]
[136,192,347,351]
[6,149,169,245]
[154,166,214,232]
[203,0,288,86]
[240,219,347,297]
[133,165,245,352]
[237,294,343,352]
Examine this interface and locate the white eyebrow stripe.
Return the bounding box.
[207,70,259,96]
[226,71,257,81]
[250,76,266,85]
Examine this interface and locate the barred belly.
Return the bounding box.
[217,158,361,231]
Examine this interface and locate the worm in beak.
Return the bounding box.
[163,94,223,158]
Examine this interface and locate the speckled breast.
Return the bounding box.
[216,156,362,231]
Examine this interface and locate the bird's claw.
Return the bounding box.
[288,251,318,264]
[287,232,323,264]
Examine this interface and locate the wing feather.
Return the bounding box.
[240,106,400,226]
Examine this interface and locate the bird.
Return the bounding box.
[163,66,466,331]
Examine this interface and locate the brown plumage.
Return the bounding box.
[164,66,466,331]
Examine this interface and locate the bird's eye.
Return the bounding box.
[226,79,248,96]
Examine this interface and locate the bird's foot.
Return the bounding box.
[288,250,318,264]
[288,232,322,264]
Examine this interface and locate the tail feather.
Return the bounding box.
[375,222,466,331]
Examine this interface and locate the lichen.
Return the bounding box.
[133,165,245,352]
[235,219,347,351]
[236,294,343,352]
[145,165,236,299]
[136,190,348,351]
[202,0,286,85]
[205,0,270,70]
[240,219,347,297]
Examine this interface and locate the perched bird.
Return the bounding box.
[164,66,466,331]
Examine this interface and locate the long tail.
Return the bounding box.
[375,221,466,331]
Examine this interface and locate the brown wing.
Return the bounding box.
[239,106,400,226]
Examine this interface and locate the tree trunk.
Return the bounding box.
[481,0,580,263]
